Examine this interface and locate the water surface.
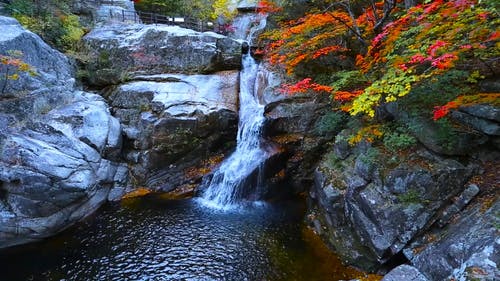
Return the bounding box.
[0,195,370,281]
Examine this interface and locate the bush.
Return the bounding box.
[314,111,346,135]
[324,151,342,169]
[383,130,417,152]
[7,0,85,53]
[59,14,85,51]
[358,147,381,165]
[329,70,369,92]
[400,70,472,117]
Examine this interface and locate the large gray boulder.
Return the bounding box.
[0,91,127,249]
[107,72,239,193]
[82,23,242,86]
[0,16,75,98]
[0,16,127,248]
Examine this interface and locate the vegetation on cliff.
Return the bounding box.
[134,0,237,21]
[5,0,85,52]
[260,0,499,151]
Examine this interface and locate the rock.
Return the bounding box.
[69,0,138,26]
[0,17,127,249]
[459,104,500,122]
[237,0,259,11]
[47,92,123,160]
[382,265,429,281]
[479,79,500,92]
[451,110,500,136]
[406,200,499,280]
[310,142,476,271]
[263,93,338,193]
[95,0,137,24]
[0,91,126,249]
[264,94,331,134]
[437,184,479,227]
[82,23,242,86]
[0,16,75,97]
[108,72,239,191]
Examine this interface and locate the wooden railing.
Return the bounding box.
[113,10,215,32]
[94,0,217,32]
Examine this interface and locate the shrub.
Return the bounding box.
[0,50,36,95]
[358,147,381,165]
[7,0,85,53]
[324,151,342,170]
[383,129,417,152]
[314,111,346,135]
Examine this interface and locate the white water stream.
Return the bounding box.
[199,12,270,210]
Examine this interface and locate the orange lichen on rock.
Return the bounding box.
[121,187,152,199]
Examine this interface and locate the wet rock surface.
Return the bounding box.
[382,265,429,281]
[263,92,345,193]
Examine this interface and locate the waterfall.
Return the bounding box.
[199,12,270,210]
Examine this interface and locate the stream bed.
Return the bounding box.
[0,195,371,281]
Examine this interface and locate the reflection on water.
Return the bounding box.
[0,195,375,281]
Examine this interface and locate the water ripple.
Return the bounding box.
[0,196,364,281]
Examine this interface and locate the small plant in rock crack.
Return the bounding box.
[0,50,36,96]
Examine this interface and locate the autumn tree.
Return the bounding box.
[351,0,499,117]
[263,0,499,120]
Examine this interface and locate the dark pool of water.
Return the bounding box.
[0,195,367,281]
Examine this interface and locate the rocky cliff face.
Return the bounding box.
[82,24,242,87]
[108,72,239,193]
[80,22,243,197]
[0,11,245,247]
[264,70,499,279]
[310,117,498,280]
[0,16,127,249]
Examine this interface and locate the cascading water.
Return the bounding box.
[199,12,270,210]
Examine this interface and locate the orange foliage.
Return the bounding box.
[257,0,282,14]
[334,90,363,102]
[264,0,498,119]
[263,11,352,75]
[433,93,500,120]
[348,125,384,145]
[280,78,332,95]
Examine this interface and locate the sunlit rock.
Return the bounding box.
[0,17,127,249]
[82,24,242,86]
[107,72,239,192]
